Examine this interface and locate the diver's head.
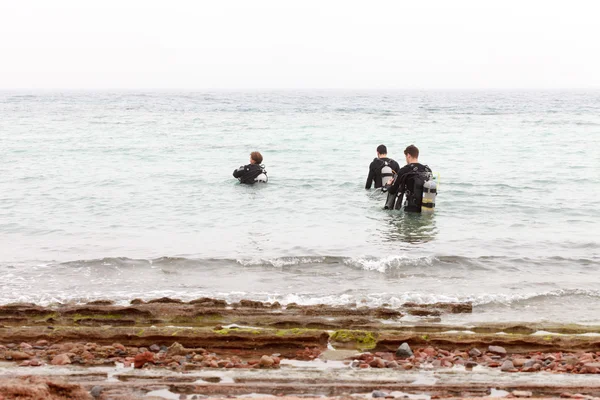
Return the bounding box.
[250,151,263,165]
[404,144,419,164]
[376,144,388,158]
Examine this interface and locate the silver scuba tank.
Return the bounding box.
[421,179,437,212]
[380,161,393,187]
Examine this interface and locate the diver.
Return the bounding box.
[384,144,435,212]
[233,151,268,184]
[365,144,401,189]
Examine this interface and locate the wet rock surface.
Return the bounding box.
[1,298,600,399]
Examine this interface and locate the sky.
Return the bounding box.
[0,0,599,89]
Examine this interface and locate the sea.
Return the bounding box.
[1,90,599,325]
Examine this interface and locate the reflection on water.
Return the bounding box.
[384,211,438,243]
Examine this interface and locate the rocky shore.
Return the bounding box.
[0,298,599,399]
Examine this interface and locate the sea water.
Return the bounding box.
[1,90,599,324]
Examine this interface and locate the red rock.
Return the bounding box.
[402,363,413,370]
[59,343,75,352]
[209,360,219,368]
[133,351,154,368]
[6,351,31,361]
[369,358,386,368]
[423,347,437,357]
[442,360,453,368]
[272,356,281,365]
[248,360,259,365]
[112,343,126,352]
[19,361,30,367]
[29,359,42,367]
[439,349,451,357]
[583,363,600,374]
[225,362,234,368]
[359,363,369,368]
[19,343,32,350]
[51,354,71,365]
[35,340,49,347]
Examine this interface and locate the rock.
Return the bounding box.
[259,355,274,367]
[523,360,537,368]
[6,351,31,361]
[91,386,103,398]
[465,361,478,369]
[583,363,600,373]
[512,391,533,398]
[372,391,387,398]
[369,358,386,368]
[395,343,413,358]
[488,345,507,355]
[469,348,482,357]
[564,357,579,366]
[29,359,42,366]
[500,360,515,371]
[51,354,71,365]
[112,343,126,352]
[149,344,161,353]
[19,343,32,350]
[35,340,49,347]
[134,351,155,368]
[422,347,437,357]
[512,358,528,367]
[167,342,186,356]
[386,361,399,368]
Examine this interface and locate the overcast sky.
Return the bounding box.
[1,0,599,89]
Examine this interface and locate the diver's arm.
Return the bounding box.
[365,171,374,189]
[233,165,246,178]
[365,163,375,189]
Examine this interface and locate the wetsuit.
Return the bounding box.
[233,164,267,184]
[386,163,432,212]
[365,157,400,189]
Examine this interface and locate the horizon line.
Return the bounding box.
[1,87,599,92]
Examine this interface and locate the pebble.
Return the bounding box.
[51,354,71,365]
[395,343,413,358]
[372,390,387,398]
[259,355,274,367]
[488,345,507,355]
[149,344,161,352]
[500,360,515,372]
[133,351,155,368]
[468,348,482,357]
[90,386,103,398]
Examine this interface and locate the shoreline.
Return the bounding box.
[1,298,599,399]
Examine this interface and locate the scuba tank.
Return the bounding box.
[254,166,268,183]
[380,161,394,188]
[421,179,437,212]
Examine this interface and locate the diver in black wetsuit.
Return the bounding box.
[365,144,401,189]
[233,151,268,184]
[384,144,432,212]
